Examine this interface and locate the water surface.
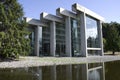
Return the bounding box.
[0,60,119,80]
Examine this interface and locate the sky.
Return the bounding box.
[18,0,120,23]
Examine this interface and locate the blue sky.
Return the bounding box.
[18,0,120,23]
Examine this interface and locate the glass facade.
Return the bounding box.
[88,50,101,56]
[71,18,81,56]
[41,26,50,56]
[28,16,102,57]
[26,3,104,57]
[86,16,100,48]
[56,22,66,56]
[86,16,101,56]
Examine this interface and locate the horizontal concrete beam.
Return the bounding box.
[56,8,76,18]
[40,12,63,23]
[72,3,105,22]
[87,48,101,50]
[24,17,48,26]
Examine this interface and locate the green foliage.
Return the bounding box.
[0,0,31,59]
[103,38,107,52]
[102,22,120,54]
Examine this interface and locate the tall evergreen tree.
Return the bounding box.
[0,0,30,59]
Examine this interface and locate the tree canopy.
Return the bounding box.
[102,22,120,55]
[0,0,30,59]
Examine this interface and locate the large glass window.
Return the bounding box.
[56,22,65,56]
[42,26,50,56]
[71,18,81,57]
[88,50,101,56]
[86,16,99,48]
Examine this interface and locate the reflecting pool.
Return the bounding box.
[0,61,120,80]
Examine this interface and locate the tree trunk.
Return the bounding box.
[112,51,115,55]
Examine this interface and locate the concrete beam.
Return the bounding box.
[40,12,63,23]
[72,3,105,22]
[87,48,101,50]
[24,17,48,26]
[56,8,76,18]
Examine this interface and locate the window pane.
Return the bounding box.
[86,16,100,48]
[56,22,66,56]
[88,50,101,56]
[71,19,81,56]
[42,26,50,56]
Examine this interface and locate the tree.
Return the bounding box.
[102,23,109,38]
[102,23,109,52]
[102,22,120,55]
[0,0,31,59]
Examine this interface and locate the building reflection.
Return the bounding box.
[0,63,105,80]
[88,63,105,80]
[30,62,105,80]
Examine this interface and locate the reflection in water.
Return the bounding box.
[0,62,105,80]
[105,61,120,80]
[86,16,99,48]
[89,70,100,80]
[88,63,104,80]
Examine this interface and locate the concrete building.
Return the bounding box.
[25,3,105,57]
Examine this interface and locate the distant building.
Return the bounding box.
[25,3,104,57]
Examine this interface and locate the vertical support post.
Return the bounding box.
[79,12,87,57]
[34,26,40,56]
[98,20,104,56]
[50,21,56,56]
[65,16,72,57]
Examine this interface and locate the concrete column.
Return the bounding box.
[79,12,87,57]
[65,16,72,57]
[98,20,104,56]
[50,21,56,56]
[34,26,40,56]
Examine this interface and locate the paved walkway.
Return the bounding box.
[0,55,120,68]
